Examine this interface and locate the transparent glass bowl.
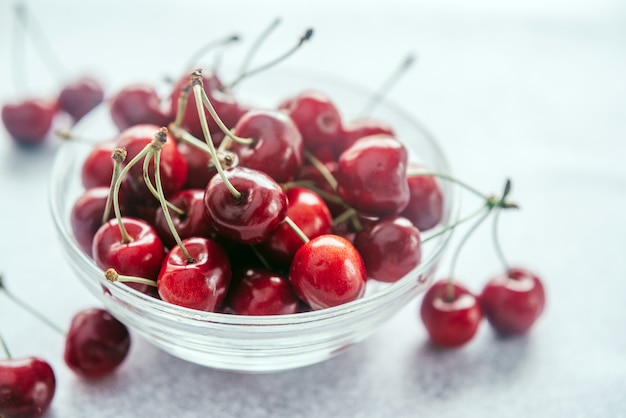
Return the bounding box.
[49,68,458,372]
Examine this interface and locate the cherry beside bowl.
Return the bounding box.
[49,68,459,372]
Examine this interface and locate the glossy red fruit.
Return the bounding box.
[80,141,116,189]
[231,109,303,182]
[289,234,366,310]
[116,124,188,203]
[0,357,55,417]
[339,117,395,155]
[158,237,231,312]
[58,77,104,122]
[296,158,344,217]
[259,187,332,266]
[479,267,546,335]
[1,99,56,145]
[203,167,288,244]
[354,216,421,282]
[401,165,444,232]
[177,130,224,190]
[109,84,171,131]
[153,189,213,248]
[420,280,483,348]
[225,268,299,315]
[337,134,410,218]
[64,308,130,379]
[92,217,165,292]
[279,90,343,150]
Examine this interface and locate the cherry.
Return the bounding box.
[354,216,421,283]
[420,279,483,348]
[401,165,444,232]
[0,357,56,418]
[230,109,304,183]
[109,84,172,132]
[479,267,546,335]
[1,98,56,146]
[63,308,130,379]
[259,186,332,266]
[336,134,410,218]
[289,234,366,310]
[157,237,232,312]
[338,117,395,156]
[176,131,225,190]
[225,268,299,315]
[203,167,288,244]
[153,189,213,248]
[92,217,165,293]
[80,141,116,189]
[58,76,104,123]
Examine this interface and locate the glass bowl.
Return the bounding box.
[49,68,459,373]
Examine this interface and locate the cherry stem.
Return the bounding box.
[173,83,190,128]
[237,17,281,77]
[422,204,488,244]
[407,169,490,202]
[359,53,416,116]
[332,207,358,228]
[304,150,338,191]
[0,332,11,359]
[0,274,66,336]
[169,124,238,171]
[250,245,273,271]
[225,27,314,91]
[104,268,157,287]
[284,216,310,244]
[491,179,515,272]
[191,74,241,200]
[141,149,185,216]
[102,148,126,224]
[183,33,240,72]
[153,145,195,263]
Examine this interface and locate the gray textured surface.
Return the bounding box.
[1,1,625,417]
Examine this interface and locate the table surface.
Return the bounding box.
[1,1,625,417]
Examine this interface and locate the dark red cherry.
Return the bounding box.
[80,141,116,189]
[0,357,55,418]
[58,77,105,122]
[289,234,366,310]
[339,117,395,155]
[420,279,483,348]
[296,158,344,217]
[278,90,343,150]
[92,217,165,293]
[64,308,130,379]
[231,109,303,182]
[1,98,56,146]
[401,165,444,232]
[116,124,188,203]
[157,237,231,312]
[337,134,410,218]
[225,268,299,315]
[479,267,546,335]
[203,167,288,244]
[109,84,171,132]
[177,131,224,190]
[259,187,332,266]
[354,216,421,283]
[153,189,213,248]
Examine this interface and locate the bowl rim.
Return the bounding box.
[49,69,460,328]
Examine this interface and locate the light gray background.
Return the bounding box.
[1,1,625,417]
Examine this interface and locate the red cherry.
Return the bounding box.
[339,117,395,155]
[153,189,213,248]
[58,77,105,122]
[92,217,165,293]
[109,84,171,132]
[157,237,231,312]
[354,216,421,283]
[177,131,224,190]
[401,165,444,232]
[203,167,288,244]
[278,90,343,150]
[337,134,410,218]
[1,98,56,146]
[0,357,55,418]
[225,268,299,315]
[289,234,366,310]
[259,187,332,266]
[80,141,116,189]
[479,267,546,335]
[231,109,304,182]
[420,280,483,348]
[63,308,130,379]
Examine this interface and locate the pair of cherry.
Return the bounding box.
[0,277,131,417]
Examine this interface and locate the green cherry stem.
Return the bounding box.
[250,245,274,271]
[102,147,127,224]
[491,179,516,271]
[237,17,282,77]
[359,53,416,116]
[105,268,157,288]
[422,204,489,244]
[304,150,338,191]
[0,275,66,336]
[141,148,184,216]
[0,331,11,359]
[406,169,490,201]
[284,216,310,244]
[172,82,190,128]
[183,33,240,73]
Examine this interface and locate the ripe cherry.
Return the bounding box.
[1,98,56,146]
[109,84,172,131]
[58,76,104,123]
[479,267,546,335]
[176,131,224,190]
[401,165,444,232]
[64,308,130,379]
[0,357,56,418]
[420,279,483,348]
[339,117,395,156]
[80,141,116,189]
[225,268,299,315]
[157,237,232,312]
[289,234,366,310]
[153,189,213,248]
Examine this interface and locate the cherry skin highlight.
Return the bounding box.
[0,357,56,418]
[64,308,131,379]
